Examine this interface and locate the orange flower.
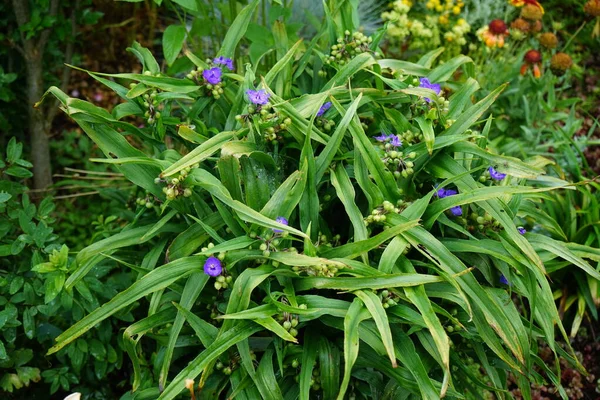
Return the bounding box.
[509,0,544,13]
[481,20,509,47]
[521,49,542,78]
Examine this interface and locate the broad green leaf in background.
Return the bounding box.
[163,24,187,66]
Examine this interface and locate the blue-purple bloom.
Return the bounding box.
[373,133,402,147]
[489,166,507,181]
[203,67,222,85]
[203,256,222,277]
[436,187,462,216]
[272,216,288,233]
[450,206,463,216]
[246,89,270,105]
[374,133,389,142]
[437,188,457,198]
[517,226,527,235]
[317,101,332,117]
[214,56,234,70]
[499,274,509,285]
[419,78,441,103]
[389,135,402,147]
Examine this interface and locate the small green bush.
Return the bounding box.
[0,138,136,397]
[37,2,600,399]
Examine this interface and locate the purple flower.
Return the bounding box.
[247,89,270,105]
[450,206,462,216]
[517,226,526,235]
[499,274,509,285]
[317,101,332,117]
[419,78,441,103]
[204,256,222,277]
[437,188,457,199]
[435,187,461,215]
[489,166,507,181]
[374,133,389,142]
[70,89,80,98]
[272,216,288,233]
[389,135,402,147]
[214,56,234,70]
[93,92,103,102]
[203,67,222,85]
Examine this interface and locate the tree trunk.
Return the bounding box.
[26,52,53,190]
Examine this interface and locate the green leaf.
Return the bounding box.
[295,272,442,292]
[172,0,197,10]
[5,166,33,178]
[330,164,368,251]
[392,330,440,399]
[217,0,260,59]
[337,298,367,400]
[428,55,473,82]
[159,272,209,388]
[128,41,160,74]
[255,350,284,400]
[6,137,22,164]
[48,256,203,354]
[299,329,319,400]
[158,322,262,400]
[163,24,187,66]
[354,290,396,368]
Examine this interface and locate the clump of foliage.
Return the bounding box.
[0,138,136,398]
[36,1,600,399]
[382,0,471,59]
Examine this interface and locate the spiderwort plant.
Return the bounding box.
[38,7,599,400]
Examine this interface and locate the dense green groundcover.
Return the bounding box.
[1,0,598,399]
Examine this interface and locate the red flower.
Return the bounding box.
[521,50,543,78]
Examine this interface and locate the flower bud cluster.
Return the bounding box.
[215,351,253,376]
[326,30,375,66]
[130,83,161,124]
[292,361,321,391]
[260,113,292,143]
[462,211,501,234]
[364,200,400,226]
[135,193,156,209]
[317,233,341,248]
[398,129,424,145]
[156,164,198,200]
[379,289,398,309]
[292,262,339,277]
[316,110,336,132]
[277,309,300,338]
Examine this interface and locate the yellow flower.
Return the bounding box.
[453,5,461,14]
[439,15,449,24]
